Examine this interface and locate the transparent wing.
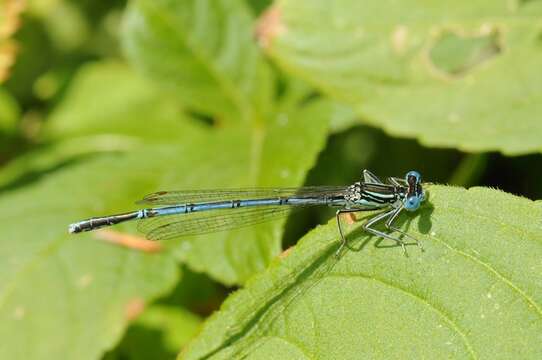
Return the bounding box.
[138,205,308,241]
[137,186,348,205]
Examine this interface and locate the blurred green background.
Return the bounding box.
[1,0,541,359]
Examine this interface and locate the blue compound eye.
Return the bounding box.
[405,170,422,184]
[404,195,421,211]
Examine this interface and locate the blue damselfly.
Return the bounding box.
[69,170,426,255]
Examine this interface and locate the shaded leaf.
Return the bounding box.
[260,0,542,154]
[108,304,201,360]
[181,185,542,359]
[0,86,19,133]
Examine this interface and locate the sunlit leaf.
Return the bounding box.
[260,0,542,154]
[0,60,330,359]
[181,186,542,359]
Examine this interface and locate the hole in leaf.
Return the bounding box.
[429,29,501,77]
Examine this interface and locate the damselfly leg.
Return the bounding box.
[362,208,408,256]
[335,208,363,257]
[335,206,423,258]
[384,207,424,251]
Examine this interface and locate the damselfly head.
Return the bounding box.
[403,170,425,211]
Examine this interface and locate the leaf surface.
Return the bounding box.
[121,0,336,283]
[0,60,329,359]
[181,185,542,359]
[123,0,273,122]
[261,0,542,154]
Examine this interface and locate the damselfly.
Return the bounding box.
[69,170,426,255]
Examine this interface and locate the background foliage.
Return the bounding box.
[0,1,541,359]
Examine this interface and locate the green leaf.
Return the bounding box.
[45,61,188,143]
[122,0,273,122]
[181,186,542,359]
[0,59,330,359]
[171,100,331,285]
[449,154,488,187]
[0,87,19,133]
[0,61,189,191]
[6,60,330,285]
[0,172,180,359]
[260,0,542,154]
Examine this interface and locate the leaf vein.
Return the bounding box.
[428,232,542,318]
[327,273,478,360]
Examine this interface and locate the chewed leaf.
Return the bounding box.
[261,0,542,155]
[429,30,501,77]
[181,185,542,359]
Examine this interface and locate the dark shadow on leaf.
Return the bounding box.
[339,225,373,254]
[418,202,434,235]
[103,324,174,360]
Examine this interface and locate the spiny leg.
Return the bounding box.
[385,207,424,252]
[363,208,409,256]
[335,208,363,257]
